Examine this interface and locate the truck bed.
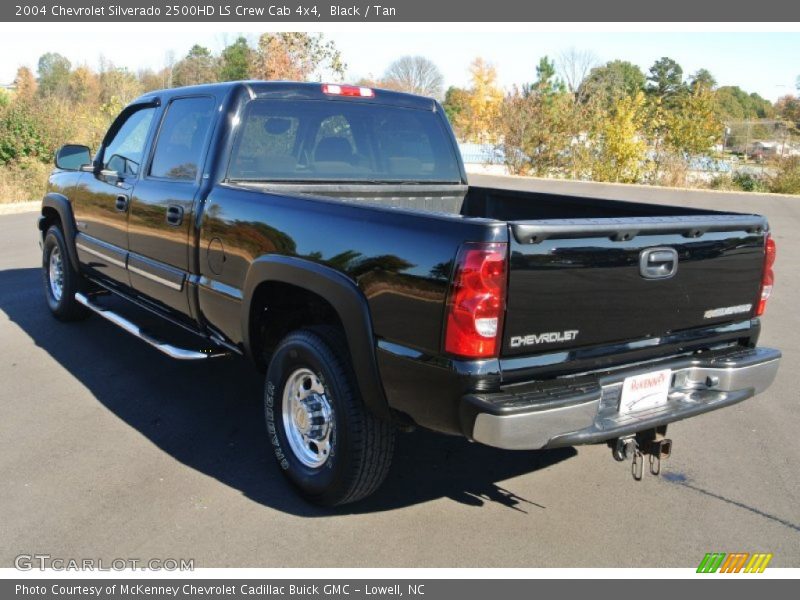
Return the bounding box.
[233,181,767,363]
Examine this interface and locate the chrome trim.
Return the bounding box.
[128,264,183,291]
[75,293,228,360]
[75,242,126,268]
[48,245,64,302]
[195,275,243,300]
[471,347,781,450]
[281,368,334,468]
[473,398,600,451]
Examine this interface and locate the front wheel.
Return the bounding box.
[41,225,89,321]
[265,328,395,506]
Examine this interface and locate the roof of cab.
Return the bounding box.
[132,80,437,111]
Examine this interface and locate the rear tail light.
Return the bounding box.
[756,233,776,316]
[322,83,375,98]
[444,242,508,358]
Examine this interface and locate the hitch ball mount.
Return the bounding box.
[611,429,672,480]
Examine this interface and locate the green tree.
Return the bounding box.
[715,86,774,120]
[37,52,71,97]
[173,45,218,87]
[442,86,470,133]
[219,36,253,81]
[689,69,717,91]
[534,56,562,93]
[647,57,685,105]
[582,60,646,108]
[0,103,49,164]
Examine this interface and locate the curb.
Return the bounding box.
[0,201,39,216]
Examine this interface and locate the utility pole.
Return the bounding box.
[744,121,751,163]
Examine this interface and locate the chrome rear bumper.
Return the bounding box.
[464,347,781,450]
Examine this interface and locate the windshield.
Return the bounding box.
[227,99,462,183]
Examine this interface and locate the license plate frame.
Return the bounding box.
[619,369,672,414]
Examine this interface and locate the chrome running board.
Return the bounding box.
[75,292,230,361]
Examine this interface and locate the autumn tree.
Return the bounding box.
[593,91,649,183]
[137,68,172,92]
[775,95,800,127]
[219,36,253,81]
[665,85,721,155]
[98,59,143,115]
[13,67,37,102]
[459,57,503,143]
[173,45,218,87]
[497,57,587,177]
[251,33,344,81]
[37,52,71,97]
[382,56,444,99]
[67,66,101,105]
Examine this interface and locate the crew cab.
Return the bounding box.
[39,81,780,504]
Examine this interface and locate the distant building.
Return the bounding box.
[749,141,779,160]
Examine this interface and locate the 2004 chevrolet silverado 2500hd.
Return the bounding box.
[39,81,781,505]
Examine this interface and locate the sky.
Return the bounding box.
[0,30,798,101]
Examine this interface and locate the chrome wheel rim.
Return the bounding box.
[281,368,334,468]
[48,246,64,302]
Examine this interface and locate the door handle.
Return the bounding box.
[166,205,184,226]
[115,194,129,212]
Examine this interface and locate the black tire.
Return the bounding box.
[42,225,89,321]
[265,327,395,506]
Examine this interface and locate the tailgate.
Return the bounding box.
[503,215,768,356]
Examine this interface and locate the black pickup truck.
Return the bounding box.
[40,81,780,505]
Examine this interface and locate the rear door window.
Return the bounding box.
[150,96,216,181]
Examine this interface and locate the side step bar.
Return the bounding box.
[75,292,230,361]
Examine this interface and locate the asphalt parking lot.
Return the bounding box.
[1,176,798,568]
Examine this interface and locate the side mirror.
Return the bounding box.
[55,144,92,171]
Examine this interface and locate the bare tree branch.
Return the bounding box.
[382,56,445,99]
[557,48,598,99]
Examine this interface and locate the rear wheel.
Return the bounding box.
[265,328,395,506]
[42,225,89,321]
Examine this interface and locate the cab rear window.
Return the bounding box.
[227,99,461,183]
